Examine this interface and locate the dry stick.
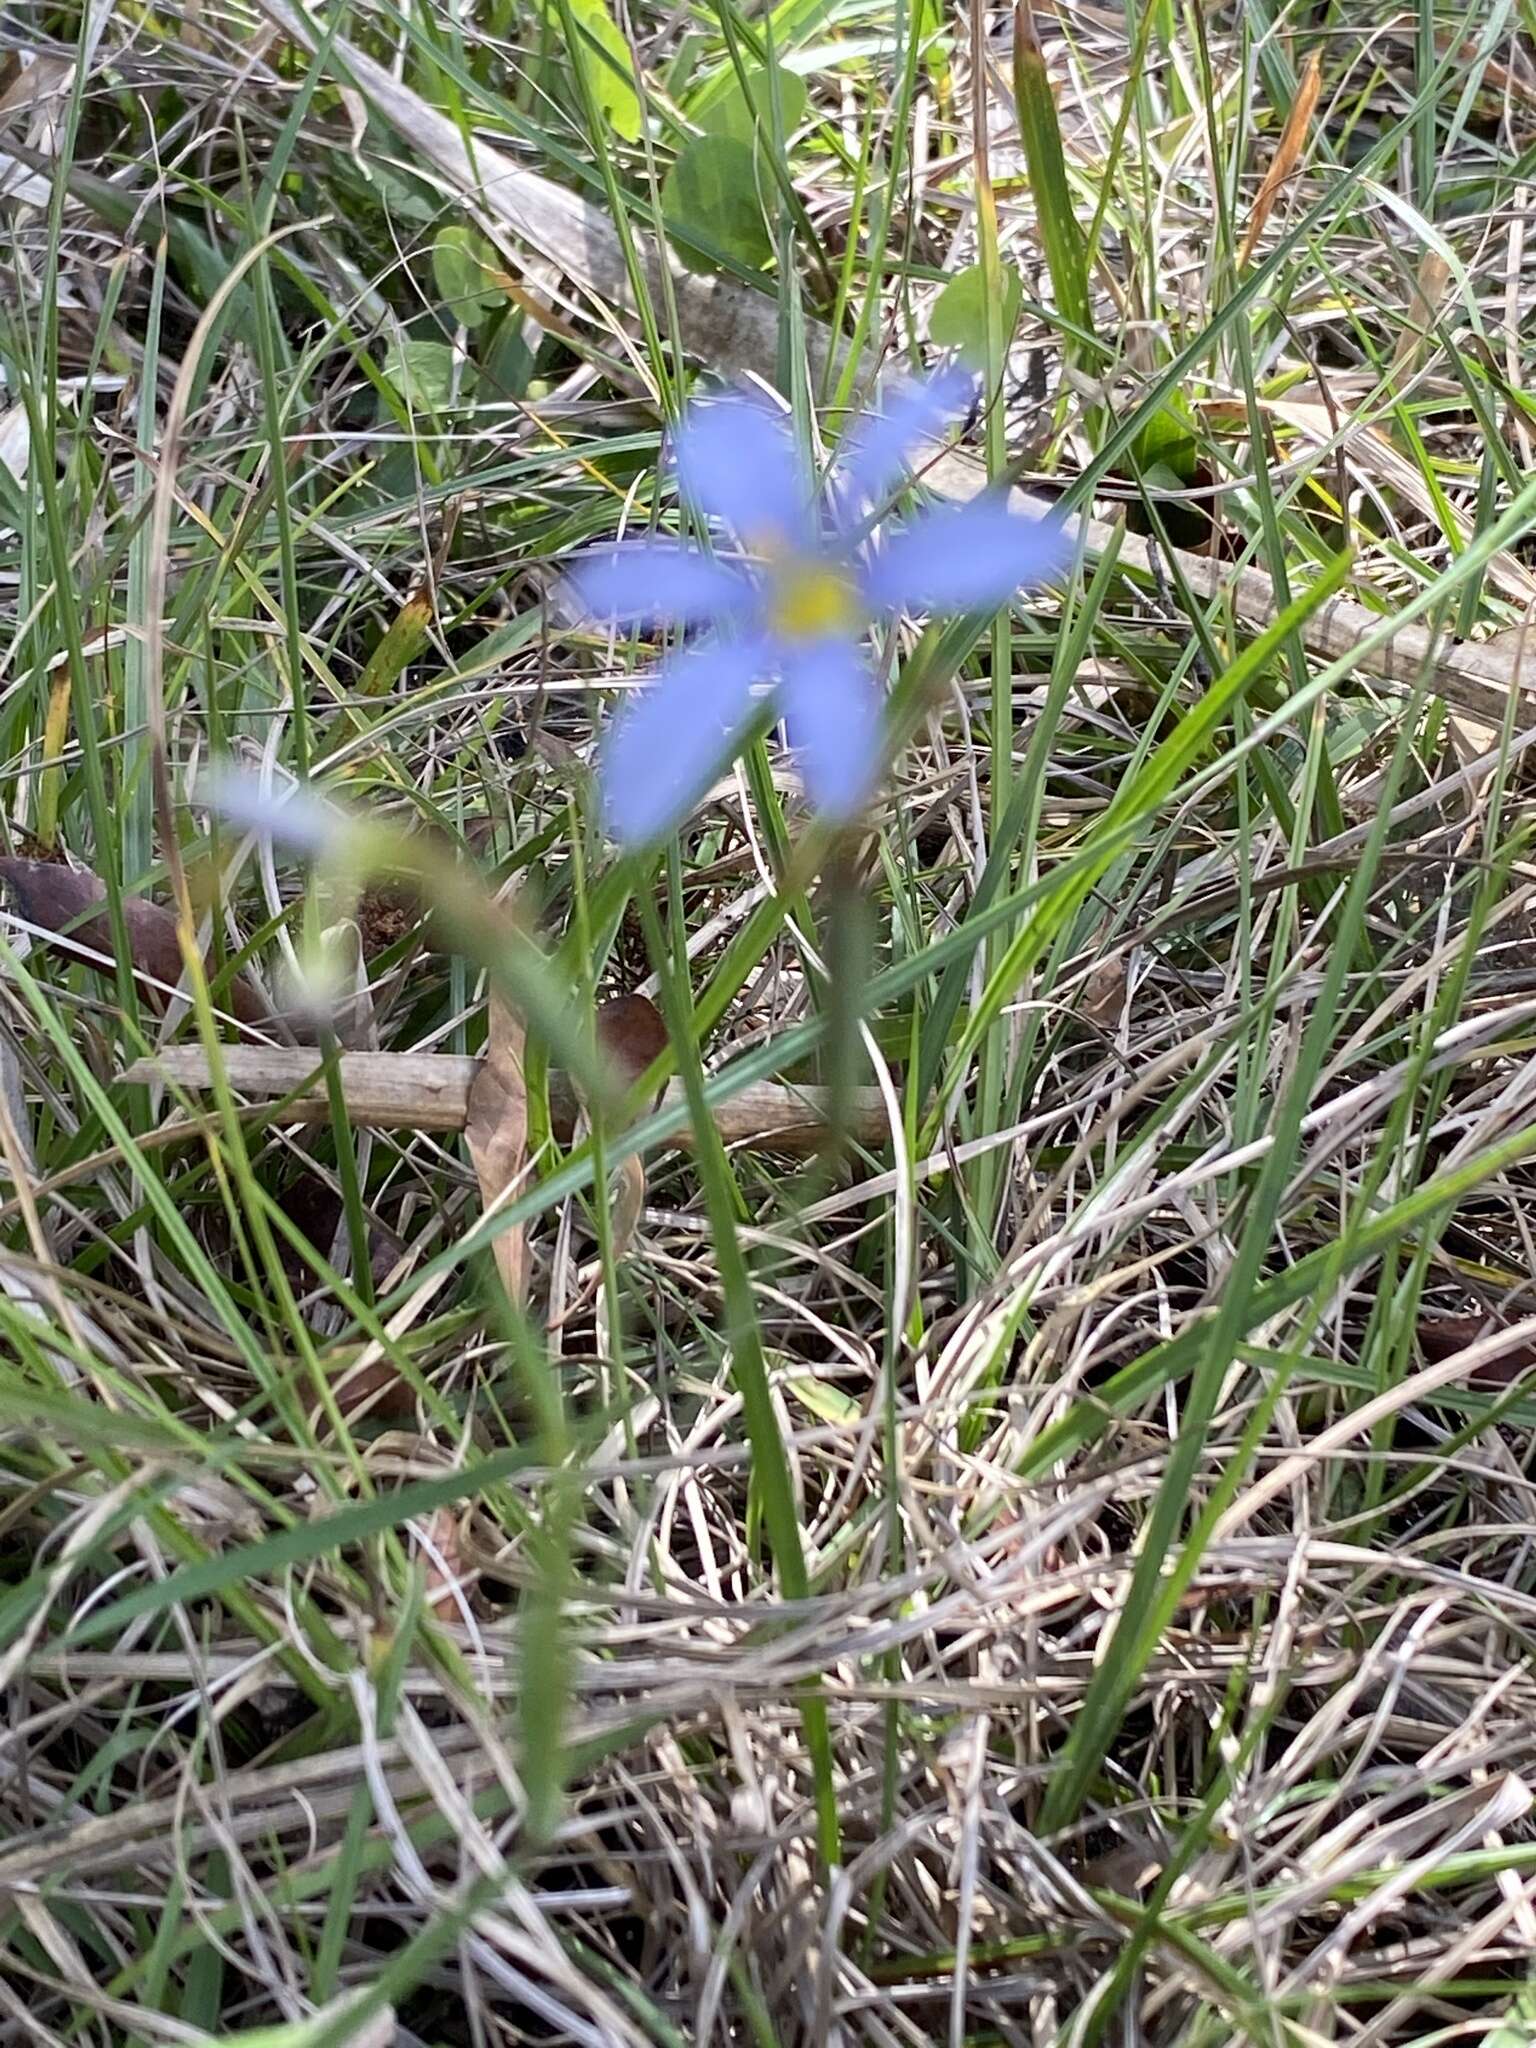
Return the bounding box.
[464,993,531,1304]
[255,0,1533,724]
[120,1047,896,1153]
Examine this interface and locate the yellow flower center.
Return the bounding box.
[766,559,859,643]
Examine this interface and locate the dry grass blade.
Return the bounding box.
[465,992,530,1307]
[1240,48,1323,267]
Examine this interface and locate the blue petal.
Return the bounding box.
[202,767,346,858]
[831,366,976,524]
[673,391,811,548]
[778,638,882,818]
[858,497,1073,616]
[601,637,769,844]
[566,541,757,627]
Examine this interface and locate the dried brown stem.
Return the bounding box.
[120,1046,899,1152]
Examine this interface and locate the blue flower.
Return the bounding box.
[201,766,348,858]
[568,370,1073,844]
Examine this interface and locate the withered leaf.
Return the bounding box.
[1080,953,1127,1027]
[1240,48,1322,267]
[548,993,668,1144]
[594,995,664,1261]
[597,992,668,1092]
[466,991,529,1307]
[547,995,671,1315]
[1418,1313,1536,1387]
[329,1354,418,1424]
[418,1505,470,1622]
[0,857,268,1026]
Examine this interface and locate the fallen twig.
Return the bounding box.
[121,1046,898,1152]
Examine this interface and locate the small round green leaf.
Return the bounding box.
[929,262,1024,365]
[699,65,807,146]
[382,339,470,414]
[662,134,774,273]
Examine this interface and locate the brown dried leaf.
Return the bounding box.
[328,1355,418,1423]
[592,995,666,1260]
[418,1505,469,1622]
[1080,1831,1164,1897]
[0,857,269,1027]
[597,992,668,1093]
[466,992,529,1307]
[1390,248,1454,380]
[1240,49,1322,267]
[1418,1313,1536,1386]
[1080,953,1127,1027]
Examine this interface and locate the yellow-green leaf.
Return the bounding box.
[561,0,641,142]
[786,1372,861,1427]
[357,588,432,697]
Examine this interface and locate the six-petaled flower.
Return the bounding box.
[567,371,1072,845]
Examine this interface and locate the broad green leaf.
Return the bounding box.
[1012,9,1094,358]
[560,0,642,141]
[663,134,773,272]
[430,225,502,328]
[929,260,1023,363]
[699,64,807,145]
[480,313,536,399]
[1133,387,1200,482]
[381,337,469,413]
